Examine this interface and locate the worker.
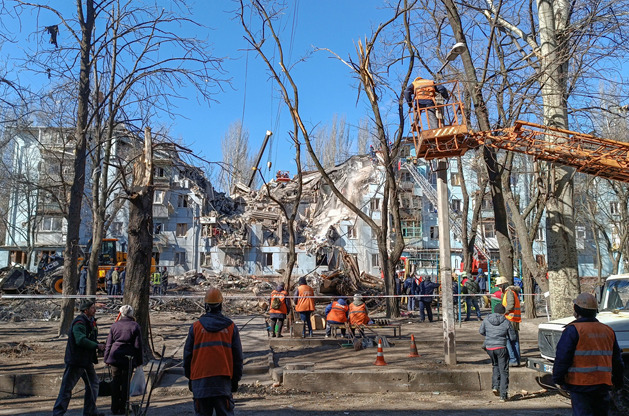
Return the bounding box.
[490,280,504,312]
[418,276,440,322]
[463,274,482,321]
[151,269,162,295]
[52,299,105,416]
[268,283,290,337]
[479,304,516,402]
[349,294,371,337]
[111,267,120,296]
[105,267,114,295]
[119,268,126,295]
[294,276,315,338]
[184,287,243,416]
[325,297,349,338]
[552,293,624,416]
[403,274,414,313]
[78,267,87,296]
[104,305,142,415]
[496,276,521,366]
[404,75,449,130]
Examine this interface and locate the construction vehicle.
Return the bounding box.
[526,274,629,409]
[0,253,64,293]
[78,238,128,294]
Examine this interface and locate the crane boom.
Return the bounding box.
[248,130,273,188]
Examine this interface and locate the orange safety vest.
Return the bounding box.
[565,322,615,386]
[269,290,288,314]
[295,285,315,312]
[412,77,436,101]
[190,321,234,380]
[327,301,348,323]
[502,288,521,323]
[349,303,369,325]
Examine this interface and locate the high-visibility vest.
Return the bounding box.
[151,273,161,285]
[412,77,436,101]
[269,290,288,314]
[190,321,234,380]
[502,288,521,323]
[565,322,615,386]
[349,303,369,325]
[327,301,348,323]
[295,285,315,312]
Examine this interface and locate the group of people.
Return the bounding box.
[53,300,142,416]
[150,266,169,295]
[54,287,243,416]
[323,293,372,338]
[402,274,440,322]
[78,266,127,296]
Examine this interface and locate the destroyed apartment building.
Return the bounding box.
[202,155,387,280]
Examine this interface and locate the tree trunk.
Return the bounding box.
[123,127,154,360]
[537,0,580,318]
[58,0,95,336]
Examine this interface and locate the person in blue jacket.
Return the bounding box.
[418,276,440,322]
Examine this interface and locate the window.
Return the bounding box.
[154,166,166,177]
[224,251,243,267]
[451,199,462,213]
[430,226,439,240]
[265,253,273,267]
[174,252,186,265]
[40,216,62,232]
[481,197,493,211]
[535,227,544,241]
[370,198,381,211]
[347,225,357,239]
[402,220,421,238]
[483,222,495,239]
[177,194,189,208]
[154,190,165,204]
[427,201,437,213]
[371,253,380,268]
[450,172,461,186]
[176,223,188,237]
[400,172,412,182]
[154,223,163,235]
[576,226,586,250]
[610,201,621,215]
[200,252,211,267]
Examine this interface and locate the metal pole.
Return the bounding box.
[437,160,457,365]
[247,130,273,188]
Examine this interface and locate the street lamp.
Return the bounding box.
[435,42,466,366]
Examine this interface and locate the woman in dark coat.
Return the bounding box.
[104,305,143,415]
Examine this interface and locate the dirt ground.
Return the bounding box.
[0,295,574,415]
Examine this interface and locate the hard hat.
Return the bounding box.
[574,293,597,310]
[495,276,509,286]
[204,287,223,304]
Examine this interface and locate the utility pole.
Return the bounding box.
[435,42,465,365]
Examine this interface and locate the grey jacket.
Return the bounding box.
[479,312,516,349]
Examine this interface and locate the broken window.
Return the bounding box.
[265,253,273,267]
[483,222,495,239]
[610,201,620,215]
[154,190,166,204]
[177,194,189,208]
[430,226,439,240]
[480,197,493,211]
[154,223,163,235]
[347,225,357,239]
[370,198,381,211]
[450,172,461,186]
[371,253,380,268]
[176,223,188,237]
[576,226,586,250]
[451,199,461,213]
[175,251,186,265]
[316,251,329,266]
[40,216,62,232]
[224,251,244,267]
[154,166,166,177]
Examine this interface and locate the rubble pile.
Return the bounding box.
[0,299,61,322]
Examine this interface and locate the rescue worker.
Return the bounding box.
[184,288,243,416]
[294,276,315,338]
[552,293,624,416]
[111,267,120,296]
[269,283,290,337]
[404,75,449,130]
[151,269,162,295]
[325,297,349,338]
[464,274,482,321]
[53,299,105,416]
[496,276,521,366]
[490,279,504,312]
[349,294,371,337]
[418,276,440,322]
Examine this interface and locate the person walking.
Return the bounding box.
[464,274,482,321]
[404,75,449,130]
[53,299,105,416]
[479,304,516,402]
[78,267,87,296]
[418,276,440,322]
[552,293,624,416]
[105,267,114,295]
[184,288,243,416]
[325,297,348,338]
[496,276,521,366]
[294,277,315,338]
[269,283,290,337]
[104,305,143,415]
[111,267,120,296]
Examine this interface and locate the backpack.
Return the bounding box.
[466,280,480,295]
[271,297,282,310]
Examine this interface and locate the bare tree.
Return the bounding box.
[219,121,253,193]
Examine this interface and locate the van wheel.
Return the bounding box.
[50,276,63,294]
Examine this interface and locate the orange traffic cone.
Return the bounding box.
[408,334,420,357]
[374,337,388,366]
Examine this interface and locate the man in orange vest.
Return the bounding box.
[349,293,372,337]
[183,288,243,416]
[294,276,315,338]
[496,276,521,366]
[552,293,624,416]
[404,76,449,130]
[325,297,349,338]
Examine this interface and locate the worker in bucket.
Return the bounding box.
[552,293,624,416]
[184,287,243,416]
[404,75,449,130]
[325,297,349,338]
